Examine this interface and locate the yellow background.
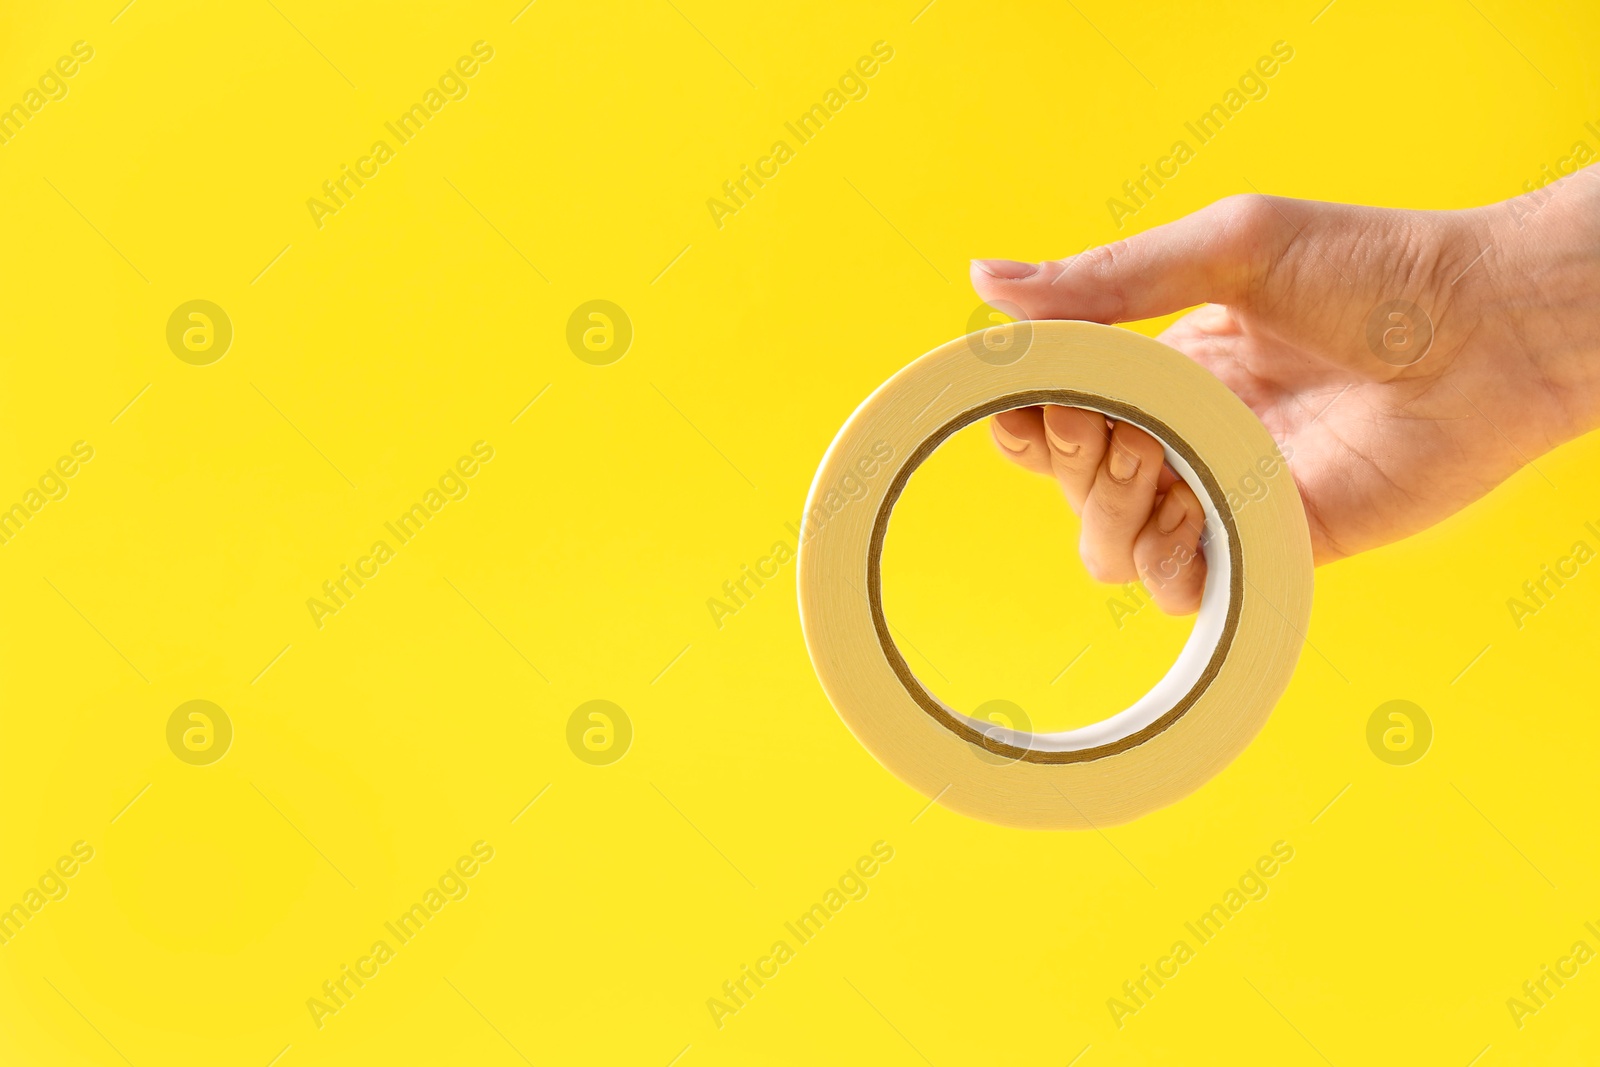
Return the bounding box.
[2,0,1598,1063]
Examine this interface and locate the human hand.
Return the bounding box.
[971,171,1600,614]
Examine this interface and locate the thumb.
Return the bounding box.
[970,194,1283,323]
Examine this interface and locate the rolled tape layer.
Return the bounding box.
[797,320,1313,829]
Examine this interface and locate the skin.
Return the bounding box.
[970,169,1600,616]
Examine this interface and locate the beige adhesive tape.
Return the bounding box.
[797,319,1313,829]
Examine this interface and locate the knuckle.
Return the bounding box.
[1136,553,1168,587]
[1080,551,1126,585]
[1091,486,1144,524]
[1076,242,1122,279]
[1073,244,1130,319]
[1201,194,1283,305]
[1215,192,1277,236]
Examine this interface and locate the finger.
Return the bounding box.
[989,407,1052,476]
[1078,421,1166,583]
[1041,405,1110,514]
[1134,482,1209,614]
[969,194,1285,323]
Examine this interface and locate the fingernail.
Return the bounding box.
[1108,444,1141,483]
[1156,491,1187,534]
[1042,410,1080,455]
[993,420,1030,453]
[973,259,1040,280]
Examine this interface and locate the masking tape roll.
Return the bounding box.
[797,319,1313,829]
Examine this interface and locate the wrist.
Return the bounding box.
[1483,169,1600,446]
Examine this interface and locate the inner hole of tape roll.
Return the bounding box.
[878,400,1234,755]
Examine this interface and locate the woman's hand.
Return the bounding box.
[972,171,1600,614]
